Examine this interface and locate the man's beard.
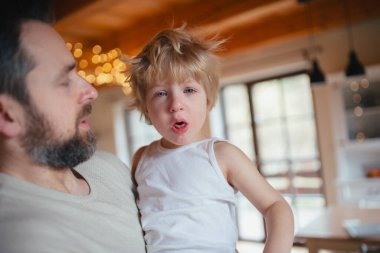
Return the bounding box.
[20,103,96,169]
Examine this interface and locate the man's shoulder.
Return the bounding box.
[75,150,132,182]
[92,150,118,161]
[78,150,126,169]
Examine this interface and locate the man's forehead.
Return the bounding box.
[21,20,55,42]
[20,20,75,67]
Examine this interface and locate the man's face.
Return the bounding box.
[19,21,98,168]
[21,101,96,169]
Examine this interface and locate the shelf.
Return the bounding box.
[336,177,380,184]
[339,137,380,152]
[337,178,380,208]
[345,105,380,118]
[334,72,380,207]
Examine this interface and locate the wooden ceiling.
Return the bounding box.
[53,0,380,57]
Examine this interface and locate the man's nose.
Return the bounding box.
[78,76,98,103]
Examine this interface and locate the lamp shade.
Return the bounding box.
[345,50,365,77]
[309,59,325,84]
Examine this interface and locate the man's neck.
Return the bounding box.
[0,155,90,195]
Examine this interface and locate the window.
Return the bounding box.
[210,73,325,241]
[122,109,160,164]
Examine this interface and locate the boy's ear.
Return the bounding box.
[0,95,23,137]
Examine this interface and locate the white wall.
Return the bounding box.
[89,86,127,155]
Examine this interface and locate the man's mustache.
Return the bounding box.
[80,104,92,118]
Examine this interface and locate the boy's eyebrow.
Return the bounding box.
[147,83,164,90]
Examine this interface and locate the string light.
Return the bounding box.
[348,77,371,142]
[66,42,130,89]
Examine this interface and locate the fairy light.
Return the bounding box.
[353,106,363,117]
[360,78,369,89]
[102,62,112,73]
[352,93,361,104]
[65,41,128,89]
[347,76,372,142]
[77,70,86,78]
[66,42,72,51]
[73,48,82,58]
[86,74,96,84]
[74,42,83,50]
[356,131,365,141]
[79,59,88,69]
[92,45,102,54]
[349,80,359,92]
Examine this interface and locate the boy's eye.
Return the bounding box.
[155,91,167,97]
[184,87,196,94]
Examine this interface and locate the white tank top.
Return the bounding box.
[135,138,238,253]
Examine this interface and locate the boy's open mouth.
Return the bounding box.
[173,121,187,129]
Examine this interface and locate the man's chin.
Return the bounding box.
[29,131,96,169]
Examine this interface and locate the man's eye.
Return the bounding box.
[61,81,70,87]
[184,87,196,94]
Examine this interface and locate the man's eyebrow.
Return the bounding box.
[56,62,77,81]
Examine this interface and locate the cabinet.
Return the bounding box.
[342,79,380,140]
[335,69,380,208]
[309,66,380,207]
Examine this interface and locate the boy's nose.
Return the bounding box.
[169,95,183,112]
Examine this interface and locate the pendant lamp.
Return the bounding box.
[343,0,365,77]
[300,0,326,85]
[309,59,325,83]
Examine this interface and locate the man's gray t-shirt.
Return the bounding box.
[0,151,146,253]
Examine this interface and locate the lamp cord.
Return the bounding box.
[305,1,316,59]
[343,0,355,51]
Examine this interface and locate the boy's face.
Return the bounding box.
[145,78,208,148]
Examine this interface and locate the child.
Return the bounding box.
[124,26,294,253]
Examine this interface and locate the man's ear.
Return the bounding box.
[0,95,23,137]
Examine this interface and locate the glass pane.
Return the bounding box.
[292,195,325,234]
[261,161,288,176]
[209,99,225,138]
[126,110,160,157]
[228,126,255,160]
[252,80,282,122]
[223,84,251,125]
[237,193,265,241]
[282,74,313,117]
[293,176,323,189]
[256,120,286,161]
[292,160,321,173]
[287,118,318,159]
[222,84,255,160]
[266,177,290,192]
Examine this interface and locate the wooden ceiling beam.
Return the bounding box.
[54,0,380,57]
[113,0,292,55]
[220,0,380,55]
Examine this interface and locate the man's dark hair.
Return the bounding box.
[0,0,54,104]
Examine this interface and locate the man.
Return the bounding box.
[0,1,145,252]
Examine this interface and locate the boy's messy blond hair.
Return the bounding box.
[123,25,224,122]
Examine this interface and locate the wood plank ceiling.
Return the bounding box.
[54,0,380,57]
